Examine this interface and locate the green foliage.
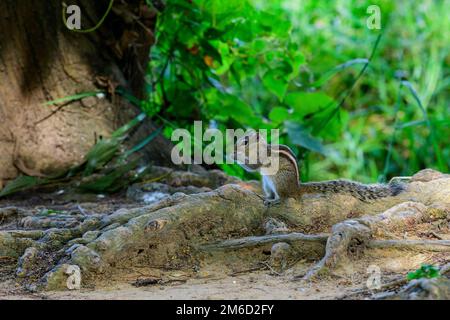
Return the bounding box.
[145,0,449,182]
[0,176,49,198]
[37,209,65,216]
[78,158,143,193]
[80,113,147,177]
[407,264,440,281]
[10,1,447,197]
[285,122,327,156]
[147,0,303,130]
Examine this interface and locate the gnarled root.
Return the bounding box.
[302,220,371,280]
[302,200,449,280]
[0,168,448,292]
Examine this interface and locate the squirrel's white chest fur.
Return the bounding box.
[262,175,279,201]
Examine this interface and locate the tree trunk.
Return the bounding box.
[0,0,173,188]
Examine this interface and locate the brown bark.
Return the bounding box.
[0,0,174,186]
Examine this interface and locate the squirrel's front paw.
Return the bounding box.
[264,198,281,207]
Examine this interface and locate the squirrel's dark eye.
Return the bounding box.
[243,137,249,146]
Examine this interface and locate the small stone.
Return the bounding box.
[270,242,292,272]
[264,218,289,234]
[411,169,447,182]
[271,242,292,259]
[80,96,97,108]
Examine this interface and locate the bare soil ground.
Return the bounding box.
[0,273,350,300]
[1,244,446,300]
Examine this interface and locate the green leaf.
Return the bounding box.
[204,89,260,126]
[212,41,235,75]
[269,107,290,124]
[200,39,223,64]
[251,38,267,53]
[312,108,348,140]
[287,43,305,78]
[223,94,260,125]
[407,264,441,281]
[258,11,291,37]
[168,88,197,118]
[264,54,293,74]
[229,63,241,86]
[285,92,335,118]
[204,27,229,40]
[262,69,288,102]
[285,121,327,155]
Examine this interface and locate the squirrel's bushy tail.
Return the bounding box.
[300,180,405,202]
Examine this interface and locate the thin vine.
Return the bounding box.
[62,0,114,33]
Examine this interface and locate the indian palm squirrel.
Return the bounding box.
[233,130,404,206]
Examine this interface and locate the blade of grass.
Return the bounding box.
[310,58,369,88]
[396,119,450,130]
[121,127,163,160]
[0,176,49,198]
[401,80,445,172]
[381,81,403,182]
[42,91,105,106]
[313,33,383,136]
[78,158,141,193]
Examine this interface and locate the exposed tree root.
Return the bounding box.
[199,233,329,251]
[199,234,450,253]
[301,220,371,280]
[0,207,31,226]
[0,168,448,292]
[199,233,450,280]
[368,240,450,251]
[302,199,449,280]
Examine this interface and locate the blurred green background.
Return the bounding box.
[144,0,449,183]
